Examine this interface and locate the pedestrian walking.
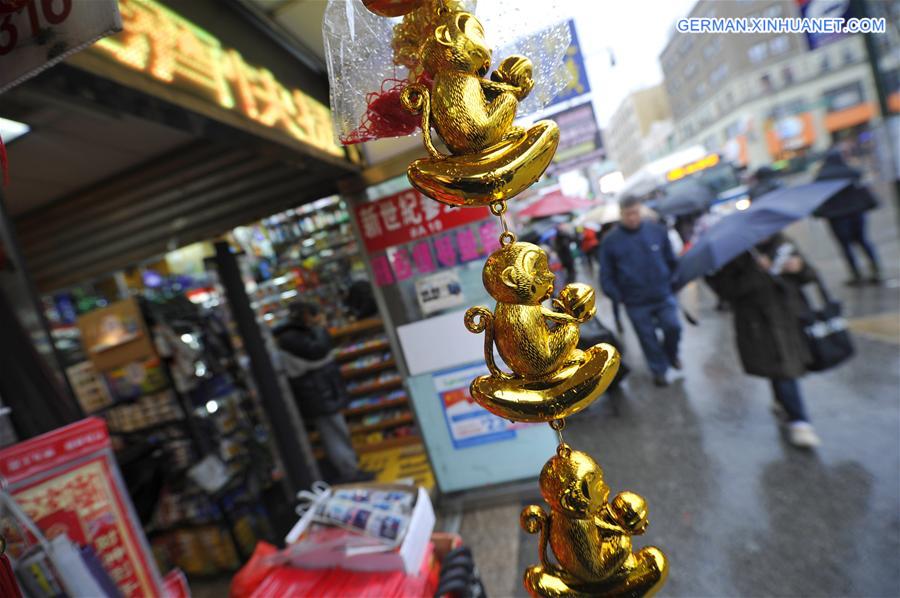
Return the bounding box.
[554,224,577,284]
[747,166,781,201]
[813,148,881,286]
[274,302,374,482]
[580,226,600,274]
[599,197,681,387]
[707,234,821,448]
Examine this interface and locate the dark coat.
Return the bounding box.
[599,221,677,307]
[274,321,347,418]
[708,236,815,379]
[813,152,877,218]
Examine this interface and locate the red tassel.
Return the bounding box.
[341,75,432,145]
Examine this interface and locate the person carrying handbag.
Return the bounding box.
[707,234,824,448]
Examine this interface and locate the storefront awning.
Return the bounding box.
[824,102,876,133]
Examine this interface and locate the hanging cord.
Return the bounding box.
[550,418,566,446]
[490,200,517,245]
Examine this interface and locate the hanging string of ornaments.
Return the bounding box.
[324,1,668,595]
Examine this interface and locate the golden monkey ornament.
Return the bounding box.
[355,2,668,595]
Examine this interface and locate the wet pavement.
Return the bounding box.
[460,191,900,597]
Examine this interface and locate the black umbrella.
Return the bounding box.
[649,180,716,217]
[672,179,852,290]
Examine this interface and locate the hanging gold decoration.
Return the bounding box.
[358,1,668,595]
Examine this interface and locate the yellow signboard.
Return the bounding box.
[666,153,719,181]
[91,0,344,157]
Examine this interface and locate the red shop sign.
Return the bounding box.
[355,190,489,253]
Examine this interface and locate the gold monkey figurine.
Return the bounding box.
[464,242,620,423]
[397,6,560,206]
[358,4,668,596]
[520,444,668,597]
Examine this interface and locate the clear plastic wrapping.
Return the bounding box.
[323,0,571,144]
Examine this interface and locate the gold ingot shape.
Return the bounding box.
[400,9,559,207]
[464,242,620,422]
[521,444,668,597]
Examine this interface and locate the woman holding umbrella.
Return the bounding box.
[707,234,821,448]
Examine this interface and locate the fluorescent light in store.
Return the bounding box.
[0,117,29,142]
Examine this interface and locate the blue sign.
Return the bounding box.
[548,20,591,108]
[797,0,854,50]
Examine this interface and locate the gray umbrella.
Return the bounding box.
[672,179,852,290]
[650,180,716,217]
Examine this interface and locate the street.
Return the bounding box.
[460,189,900,597]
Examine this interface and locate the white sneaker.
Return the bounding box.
[788,422,821,448]
[666,369,685,383]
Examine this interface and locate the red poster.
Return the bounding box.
[0,418,163,597]
[356,190,489,252]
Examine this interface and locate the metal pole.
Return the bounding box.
[853,0,900,227]
[212,240,316,494]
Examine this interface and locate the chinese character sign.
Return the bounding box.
[355,190,490,253]
[91,0,341,157]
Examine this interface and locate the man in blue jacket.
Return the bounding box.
[600,197,681,386]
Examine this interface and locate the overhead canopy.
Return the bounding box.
[3,66,352,293]
[518,192,595,219]
[1,0,360,292]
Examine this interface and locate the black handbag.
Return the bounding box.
[801,278,854,372]
[577,316,630,390]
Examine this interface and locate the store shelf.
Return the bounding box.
[348,377,403,397]
[311,411,413,444]
[313,435,420,460]
[341,358,396,380]
[344,396,408,417]
[107,418,186,436]
[331,318,383,339]
[336,340,390,363]
[355,435,421,454]
[351,414,413,435]
[87,387,171,414]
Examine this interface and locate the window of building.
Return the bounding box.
[842,46,855,65]
[725,121,741,139]
[695,81,708,100]
[769,35,790,56]
[768,98,806,120]
[760,73,773,92]
[823,81,865,112]
[748,42,768,63]
[782,66,794,85]
[684,61,698,79]
[710,63,729,85]
[820,54,831,72]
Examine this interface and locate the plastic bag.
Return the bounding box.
[323,0,571,144]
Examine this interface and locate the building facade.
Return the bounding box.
[660,0,886,169]
[604,84,673,177]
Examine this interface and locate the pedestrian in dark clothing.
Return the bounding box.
[813,149,880,285]
[707,234,821,448]
[748,166,780,200]
[554,224,577,284]
[600,197,681,386]
[274,302,372,482]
